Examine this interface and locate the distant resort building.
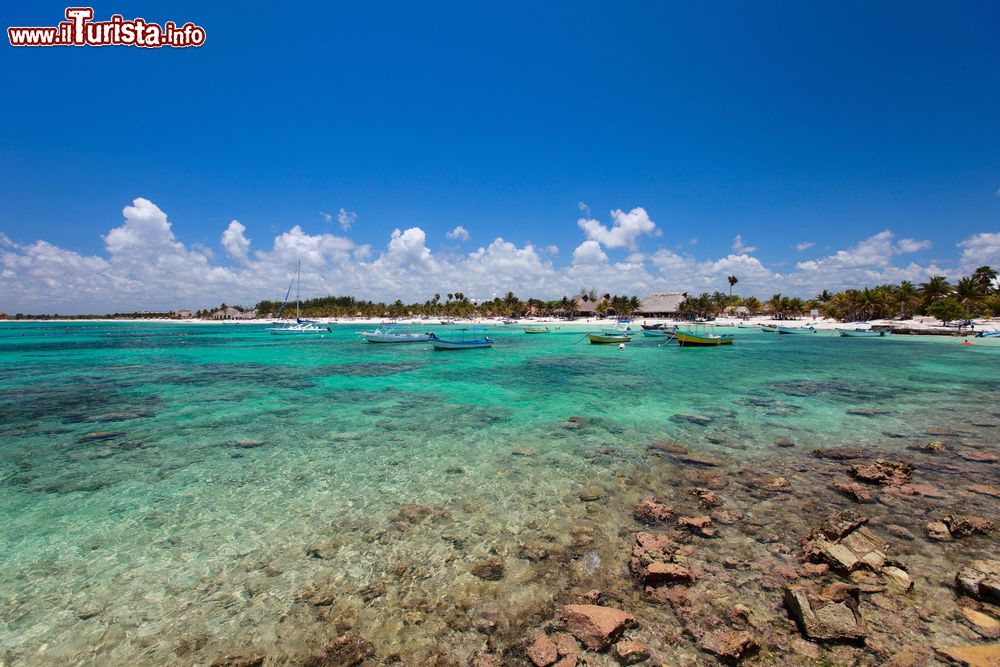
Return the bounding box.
[173,309,193,319]
[0,312,6,320]
[572,296,599,316]
[210,306,257,320]
[637,292,687,317]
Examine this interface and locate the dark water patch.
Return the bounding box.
[312,362,424,377]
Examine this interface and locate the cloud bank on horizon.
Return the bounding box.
[1,197,997,313]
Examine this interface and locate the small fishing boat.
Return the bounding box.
[587,333,631,344]
[360,326,432,343]
[758,324,778,333]
[428,328,493,350]
[975,331,1000,338]
[837,328,890,338]
[601,324,633,336]
[523,326,550,334]
[777,326,816,334]
[737,323,757,329]
[640,323,665,330]
[674,330,733,347]
[267,261,332,335]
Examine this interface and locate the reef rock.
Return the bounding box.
[698,630,760,662]
[301,634,375,667]
[831,482,873,503]
[933,643,1000,667]
[955,560,1000,604]
[942,515,995,538]
[560,604,637,651]
[629,532,693,586]
[812,447,869,460]
[784,585,867,643]
[612,640,650,664]
[633,496,674,524]
[849,459,913,486]
[470,558,506,580]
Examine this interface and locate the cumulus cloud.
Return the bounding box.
[447,225,470,241]
[795,241,815,252]
[577,207,658,249]
[732,235,757,254]
[337,208,357,231]
[958,232,1000,273]
[221,220,251,264]
[320,211,333,224]
[894,238,932,254]
[0,197,986,313]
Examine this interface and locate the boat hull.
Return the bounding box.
[430,338,493,350]
[267,326,331,335]
[777,327,816,334]
[361,332,431,343]
[674,330,733,347]
[836,329,889,338]
[642,329,675,338]
[523,327,549,334]
[588,334,631,344]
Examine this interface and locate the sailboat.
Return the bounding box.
[266,261,332,335]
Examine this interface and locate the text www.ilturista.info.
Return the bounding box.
[8,8,205,48]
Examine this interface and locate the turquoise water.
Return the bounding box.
[0,322,997,664]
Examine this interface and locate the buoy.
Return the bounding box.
[618,343,625,350]
[962,341,973,345]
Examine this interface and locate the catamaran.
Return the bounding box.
[266,261,332,335]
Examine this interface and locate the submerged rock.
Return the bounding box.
[691,487,720,507]
[78,430,127,442]
[633,497,673,524]
[559,604,637,651]
[955,560,1000,604]
[470,558,505,581]
[831,482,873,503]
[941,515,995,538]
[926,521,953,542]
[209,653,265,667]
[813,447,869,460]
[629,532,693,586]
[849,459,913,486]
[784,585,867,643]
[671,413,712,426]
[957,449,999,464]
[968,484,1000,498]
[301,633,375,667]
[612,640,649,664]
[677,515,716,538]
[698,630,760,662]
[959,608,1000,639]
[847,407,891,417]
[527,634,558,666]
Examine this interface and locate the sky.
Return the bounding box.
[1,1,999,313]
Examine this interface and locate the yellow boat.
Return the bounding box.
[587,333,631,344]
[674,330,733,347]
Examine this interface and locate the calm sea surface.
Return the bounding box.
[1,322,997,664]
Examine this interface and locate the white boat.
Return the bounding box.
[777,326,816,334]
[267,262,332,335]
[360,326,432,343]
[523,326,550,334]
[601,324,633,336]
[837,328,890,338]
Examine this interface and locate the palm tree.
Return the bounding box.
[727,275,738,296]
[743,296,762,315]
[919,276,951,304]
[954,277,984,314]
[972,266,998,293]
[815,290,833,304]
[895,281,919,319]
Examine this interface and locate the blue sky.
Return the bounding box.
[1,1,999,312]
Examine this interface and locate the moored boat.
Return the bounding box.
[640,323,665,330]
[642,328,676,338]
[777,326,816,334]
[428,329,493,350]
[674,330,734,347]
[266,261,332,335]
[360,326,432,343]
[523,326,550,334]
[975,331,1000,338]
[587,333,631,344]
[837,328,890,338]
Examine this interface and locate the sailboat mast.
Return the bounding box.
[295,260,301,320]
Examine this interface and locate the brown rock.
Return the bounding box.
[800,563,830,578]
[677,515,715,537]
[645,561,694,586]
[774,437,795,448]
[926,521,952,541]
[559,604,637,650]
[813,447,869,460]
[832,482,873,503]
[943,515,995,538]
[612,640,650,664]
[301,634,375,667]
[633,496,674,524]
[210,653,265,667]
[933,644,1000,667]
[518,542,550,562]
[969,484,1000,498]
[849,459,913,486]
[648,440,688,455]
[671,452,725,467]
[813,511,868,539]
[956,560,1000,604]
[894,482,944,498]
[306,541,340,560]
[397,502,434,523]
[958,450,999,464]
[470,558,505,580]
[959,608,1000,639]
[691,487,720,507]
[471,655,501,667]
[698,630,760,662]
[629,532,691,586]
[784,586,867,642]
[527,634,559,667]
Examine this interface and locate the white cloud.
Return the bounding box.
[446,225,470,241]
[546,245,559,255]
[732,235,757,254]
[957,232,1000,273]
[893,238,932,254]
[795,241,815,252]
[571,240,609,265]
[337,208,357,231]
[221,220,251,265]
[381,227,437,271]
[320,211,333,224]
[577,201,590,217]
[577,207,658,249]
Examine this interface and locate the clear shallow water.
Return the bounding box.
[0,322,997,664]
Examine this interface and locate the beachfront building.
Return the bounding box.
[572,296,599,317]
[173,309,193,319]
[636,292,687,317]
[210,306,257,320]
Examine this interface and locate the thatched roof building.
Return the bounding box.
[637,292,687,316]
[211,306,257,320]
